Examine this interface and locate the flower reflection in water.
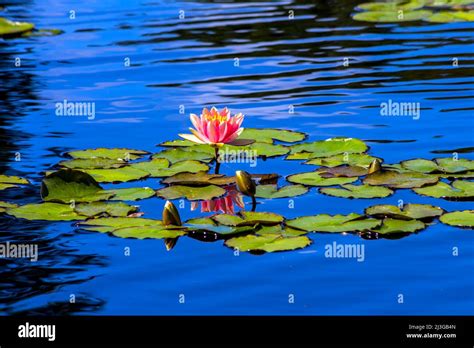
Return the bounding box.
[191,185,245,215]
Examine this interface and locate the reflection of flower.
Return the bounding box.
[179,107,244,145]
[191,185,244,214]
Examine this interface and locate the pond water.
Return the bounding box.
[0,0,473,315]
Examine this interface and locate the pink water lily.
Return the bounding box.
[179,107,244,146]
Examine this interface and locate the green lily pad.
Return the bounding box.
[400,158,474,174]
[414,180,474,200]
[440,210,474,228]
[152,148,213,163]
[105,187,156,201]
[320,184,393,198]
[357,1,424,11]
[0,174,29,185]
[257,225,308,237]
[6,202,84,221]
[74,202,138,218]
[287,172,358,186]
[365,204,444,220]
[371,218,425,234]
[317,165,368,178]
[305,153,380,168]
[212,214,245,226]
[78,217,163,233]
[353,10,432,22]
[240,211,284,225]
[68,148,148,161]
[287,213,382,232]
[363,171,438,188]
[83,166,149,183]
[255,184,308,198]
[241,128,306,143]
[427,10,474,23]
[159,139,203,147]
[112,226,187,239]
[162,172,235,186]
[156,185,226,201]
[0,183,18,191]
[185,218,255,236]
[131,160,209,178]
[0,17,34,36]
[290,138,368,157]
[41,169,114,203]
[225,234,311,253]
[59,157,127,169]
[220,142,289,158]
[0,201,18,213]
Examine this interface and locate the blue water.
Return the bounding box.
[0,0,473,315]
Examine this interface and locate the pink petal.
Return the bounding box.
[179,133,206,144]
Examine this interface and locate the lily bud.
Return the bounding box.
[368,159,382,175]
[164,238,178,251]
[162,201,182,226]
[235,170,256,197]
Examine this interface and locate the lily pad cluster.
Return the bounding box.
[1,127,473,254]
[353,0,474,23]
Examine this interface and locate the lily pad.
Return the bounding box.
[131,160,209,178]
[6,202,83,221]
[371,218,425,234]
[240,211,284,225]
[78,217,163,233]
[59,157,127,169]
[363,171,438,188]
[0,183,18,191]
[414,180,474,200]
[83,166,149,183]
[156,185,226,201]
[290,138,368,157]
[353,10,432,22]
[440,210,474,228]
[41,169,114,203]
[112,226,187,239]
[255,184,308,198]
[74,202,138,218]
[220,142,289,158]
[400,158,474,174]
[257,225,308,237]
[67,148,148,161]
[317,165,368,178]
[427,10,474,23]
[0,201,18,213]
[0,17,34,36]
[162,172,235,186]
[152,148,214,163]
[320,184,393,198]
[357,1,424,11]
[400,159,439,173]
[212,214,245,226]
[0,174,29,185]
[305,153,380,167]
[225,234,311,253]
[241,128,306,143]
[287,172,358,186]
[286,213,382,233]
[365,204,444,220]
[185,218,255,236]
[105,187,156,201]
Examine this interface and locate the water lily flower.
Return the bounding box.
[179,107,244,146]
[191,185,244,215]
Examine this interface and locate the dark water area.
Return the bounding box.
[0,0,473,315]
